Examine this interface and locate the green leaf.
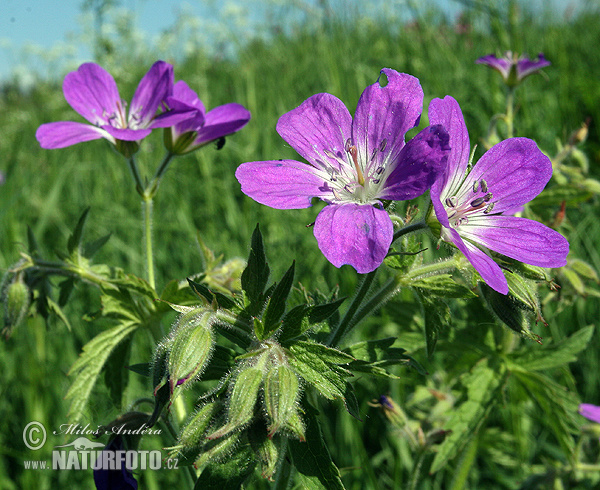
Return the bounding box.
[508,325,595,372]
[241,224,270,314]
[58,278,75,307]
[188,277,214,303]
[289,402,345,490]
[278,304,311,344]
[262,261,295,338]
[430,359,505,473]
[288,352,348,401]
[415,290,451,358]
[104,335,132,407]
[344,337,427,377]
[291,341,355,365]
[66,322,138,422]
[308,297,346,324]
[45,296,72,331]
[67,207,90,255]
[194,442,256,490]
[82,232,112,259]
[512,370,579,456]
[409,274,477,298]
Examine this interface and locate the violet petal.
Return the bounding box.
[63,63,120,126]
[428,96,471,196]
[276,93,353,170]
[465,137,552,214]
[193,103,251,146]
[352,69,423,169]
[579,403,600,424]
[130,61,174,127]
[447,226,509,294]
[516,53,551,80]
[458,215,569,268]
[379,124,449,201]
[235,160,333,209]
[36,121,112,148]
[313,203,393,273]
[102,125,152,142]
[476,54,511,79]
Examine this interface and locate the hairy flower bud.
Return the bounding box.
[264,364,300,437]
[2,272,31,337]
[179,401,222,449]
[207,363,265,440]
[168,309,215,397]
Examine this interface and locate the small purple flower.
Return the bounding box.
[164,80,251,154]
[236,69,449,273]
[36,61,191,151]
[93,437,138,490]
[476,51,550,86]
[579,403,600,424]
[427,96,568,294]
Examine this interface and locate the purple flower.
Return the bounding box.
[36,61,191,151]
[235,69,449,273]
[476,52,550,86]
[164,80,251,154]
[93,437,137,490]
[579,403,600,424]
[427,96,568,294]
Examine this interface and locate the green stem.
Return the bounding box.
[349,277,400,333]
[392,220,429,243]
[142,195,156,290]
[326,221,430,348]
[505,87,515,139]
[326,269,378,347]
[147,152,175,199]
[159,416,197,486]
[127,155,145,197]
[407,449,426,490]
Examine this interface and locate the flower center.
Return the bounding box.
[320,137,389,204]
[445,178,495,227]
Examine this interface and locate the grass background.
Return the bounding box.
[1,0,599,488]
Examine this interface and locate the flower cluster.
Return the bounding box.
[236,68,568,289]
[36,61,251,156]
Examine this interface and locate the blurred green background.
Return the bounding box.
[1,0,599,488]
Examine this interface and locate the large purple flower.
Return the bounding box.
[427,96,568,294]
[36,61,191,150]
[164,80,251,154]
[476,52,550,86]
[235,69,449,273]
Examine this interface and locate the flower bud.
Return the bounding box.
[179,401,222,449]
[2,272,31,337]
[207,364,264,440]
[168,309,215,397]
[281,410,306,442]
[479,282,541,343]
[194,431,241,468]
[264,364,300,437]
